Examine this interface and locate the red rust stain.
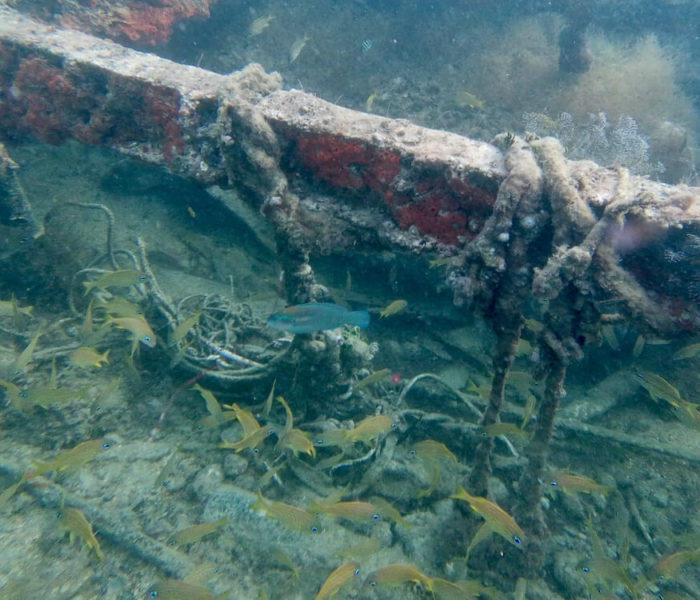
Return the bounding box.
[58,1,215,47]
[0,46,184,161]
[144,85,185,161]
[294,133,495,245]
[393,195,467,245]
[118,1,212,46]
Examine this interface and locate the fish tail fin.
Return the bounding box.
[251,490,265,511]
[350,310,370,328]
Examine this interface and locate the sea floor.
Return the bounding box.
[1,135,700,598]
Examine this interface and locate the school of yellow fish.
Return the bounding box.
[3,281,700,599]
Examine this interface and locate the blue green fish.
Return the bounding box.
[267,303,370,334]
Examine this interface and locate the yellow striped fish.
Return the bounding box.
[315,562,360,600]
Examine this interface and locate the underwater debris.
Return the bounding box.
[2,8,700,596]
[0,142,42,259]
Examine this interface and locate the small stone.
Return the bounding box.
[222,453,249,479]
[192,464,223,498]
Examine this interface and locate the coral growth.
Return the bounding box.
[111,1,214,46]
[295,135,401,194]
[523,111,665,178]
[557,35,693,131]
[294,134,496,245]
[57,0,216,46]
[0,45,184,162]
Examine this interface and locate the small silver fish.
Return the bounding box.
[289,34,310,63]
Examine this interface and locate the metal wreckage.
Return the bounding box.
[2,2,700,588]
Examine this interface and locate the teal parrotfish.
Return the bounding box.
[267,303,370,334]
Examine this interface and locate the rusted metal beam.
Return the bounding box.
[0,5,505,246]
[3,5,700,338]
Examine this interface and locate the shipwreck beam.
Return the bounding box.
[2,5,700,335]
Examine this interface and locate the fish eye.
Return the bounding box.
[550,481,558,487]
[391,423,397,429]
[315,440,324,445]
[369,581,377,587]
[372,514,379,520]
[409,449,416,455]
[102,442,111,449]
[513,536,522,544]
[581,567,590,573]
[253,448,260,454]
[354,568,361,576]
[143,336,152,344]
[311,526,319,533]
[149,592,158,598]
